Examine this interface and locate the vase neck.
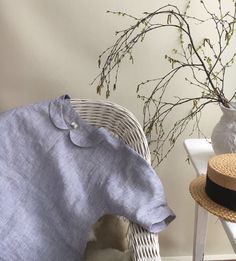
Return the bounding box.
[220,102,236,119]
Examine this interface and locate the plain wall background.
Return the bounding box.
[0,0,235,258]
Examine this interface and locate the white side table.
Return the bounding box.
[184,139,236,261]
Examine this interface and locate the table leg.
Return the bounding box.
[193,203,208,261]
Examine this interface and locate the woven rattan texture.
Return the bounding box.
[207,154,236,191]
[189,176,236,222]
[70,99,160,261]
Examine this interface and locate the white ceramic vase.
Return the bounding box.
[211,102,236,155]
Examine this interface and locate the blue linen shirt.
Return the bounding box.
[0,94,175,261]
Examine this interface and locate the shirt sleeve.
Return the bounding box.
[104,139,175,233]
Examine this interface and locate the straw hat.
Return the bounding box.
[189,153,236,222]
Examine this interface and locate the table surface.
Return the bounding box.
[184,139,236,254]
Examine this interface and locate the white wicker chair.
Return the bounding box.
[70,98,161,261]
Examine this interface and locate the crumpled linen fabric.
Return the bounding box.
[0,94,175,261]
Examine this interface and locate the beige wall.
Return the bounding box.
[0,0,235,257]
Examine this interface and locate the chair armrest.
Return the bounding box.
[128,222,161,261]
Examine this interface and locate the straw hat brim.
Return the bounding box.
[189,176,236,222]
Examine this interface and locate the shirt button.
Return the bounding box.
[70,121,79,129]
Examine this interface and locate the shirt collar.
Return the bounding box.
[49,94,105,147]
